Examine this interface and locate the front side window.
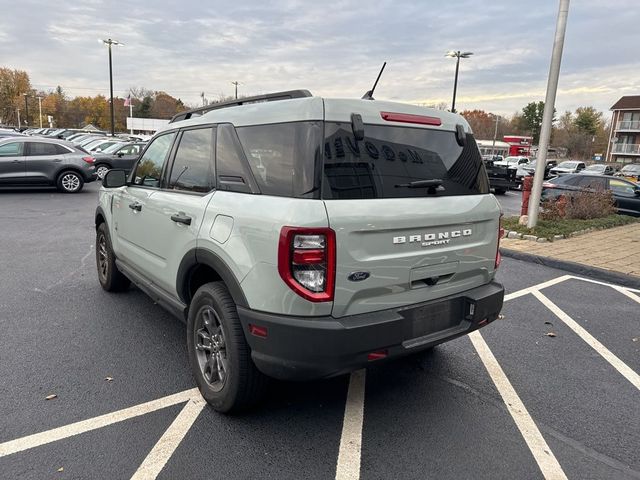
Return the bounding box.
[0,142,23,156]
[133,132,176,188]
[27,142,59,156]
[168,128,215,193]
[609,179,636,196]
[322,123,489,199]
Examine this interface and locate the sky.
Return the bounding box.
[1,0,638,118]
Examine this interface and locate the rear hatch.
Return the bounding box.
[322,101,500,317]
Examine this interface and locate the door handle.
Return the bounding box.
[128,202,142,212]
[170,213,192,225]
[12,159,21,162]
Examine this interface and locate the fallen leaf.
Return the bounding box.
[45,394,57,400]
[544,321,552,325]
[633,337,638,342]
[104,376,113,382]
[545,332,557,338]
[57,467,64,472]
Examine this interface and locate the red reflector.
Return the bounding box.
[292,249,325,264]
[367,350,388,361]
[82,156,95,164]
[478,318,489,326]
[380,111,441,126]
[248,324,268,338]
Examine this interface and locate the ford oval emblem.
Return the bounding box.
[348,271,370,282]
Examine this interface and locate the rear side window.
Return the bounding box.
[236,122,322,197]
[322,123,489,199]
[54,144,71,154]
[0,142,23,156]
[168,128,215,193]
[27,142,59,156]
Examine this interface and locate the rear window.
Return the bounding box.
[322,123,489,199]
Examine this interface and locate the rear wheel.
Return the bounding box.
[95,164,110,180]
[187,282,268,412]
[57,171,84,193]
[493,188,506,195]
[96,223,130,292]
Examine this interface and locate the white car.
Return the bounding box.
[549,160,586,176]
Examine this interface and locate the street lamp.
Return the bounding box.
[100,38,124,136]
[36,96,43,128]
[23,93,29,127]
[445,50,473,113]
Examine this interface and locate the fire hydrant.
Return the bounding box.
[521,176,534,216]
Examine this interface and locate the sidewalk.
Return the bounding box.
[501,222,640,284]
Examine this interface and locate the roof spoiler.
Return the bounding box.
[169,89,313,123]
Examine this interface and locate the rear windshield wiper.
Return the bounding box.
[394,179,444,192]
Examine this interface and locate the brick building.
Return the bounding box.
[606,95,640,164]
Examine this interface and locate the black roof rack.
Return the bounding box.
[169,89,313,123]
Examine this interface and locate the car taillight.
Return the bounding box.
[542,182,554,188]
[82,156,95,164]
[278,227,336,302]
[495,215,504,269]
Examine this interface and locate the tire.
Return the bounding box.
[57,170,84,193]
[96,223,130,292]
[494,188,506,195]
[95,164,110,180]
[187,282,268,413]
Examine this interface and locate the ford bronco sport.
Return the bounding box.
[95,90,504,412]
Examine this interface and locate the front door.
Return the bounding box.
[0,141,26,184]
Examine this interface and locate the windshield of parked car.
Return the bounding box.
[557,161,579,168]
[584,164,604,172]
[102,142,127,154]
[621,164,640,174]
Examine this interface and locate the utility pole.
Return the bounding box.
[100,38,124,137]
[231,81,240,99]
[37,96,42,128]
[445,51,473,113]
[23,93,29,127]
[491,114,500,156]
[16,108,20,129]
[527,0,570,228]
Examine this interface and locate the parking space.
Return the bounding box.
[1,185,639,479]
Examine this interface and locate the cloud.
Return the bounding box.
[1,0,638,118]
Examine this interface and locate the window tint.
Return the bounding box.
[216,124,258,194]
[28,142,59,156]
[575,176,606,189]
[0,142,23,156]
[133,132,176,188]
[322,123,489,199]
[54,144,71,154]
[609,179,636,196]
[168,128,214,193]
[236,122,321,197]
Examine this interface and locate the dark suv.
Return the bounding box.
[0,137,97,192]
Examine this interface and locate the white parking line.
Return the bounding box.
[533,291,640,391]
[504,275,573,302]
[565,275,640,294]
[131,395,206,480]
[335,369,366,480]
[0,388,199,458]
[469,331,568,480]
[613,287,640,306]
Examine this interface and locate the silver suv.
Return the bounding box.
[95,90,504,412]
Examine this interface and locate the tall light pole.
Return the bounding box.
[37,96,43,128]
[23,93,29,127]
[231,81,241,99]
[445,51,473,113]
[100,38,124,136]
[527,0,570,228]
[490,113,500,156]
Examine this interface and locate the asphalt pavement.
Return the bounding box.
[495,188,523,216]
[1,184,638,480]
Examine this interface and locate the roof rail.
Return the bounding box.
[169,89,313,123]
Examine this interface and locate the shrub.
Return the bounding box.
[542,189,616,220]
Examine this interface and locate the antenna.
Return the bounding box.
[362,62,387,100]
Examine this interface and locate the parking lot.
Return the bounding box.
[1,183,638,480]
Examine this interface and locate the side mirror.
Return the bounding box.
[117,152,124,157]
[103,169,127,188]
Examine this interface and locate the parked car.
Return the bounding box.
[483,156,516,194]
[84,138,124,154]
[541,174,640,217]
[0,128,24,139]
[0,137,97,192]
[92,142,146,179]
[95,90,504,411]
[495,156,530,168]
[522,159,557,180]
[615,164,640,184]
[580,164,615,175]
[549,160,586,176]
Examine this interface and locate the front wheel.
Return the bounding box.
[95,164,110,180]
[187,282,267,412]
[57,171,84,193]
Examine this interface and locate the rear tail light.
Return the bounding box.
[495,215,504,269]
[278,227,336,302]
[82,156,95,164]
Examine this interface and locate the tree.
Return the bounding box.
[0,67,32,126]
[574,106,602,136]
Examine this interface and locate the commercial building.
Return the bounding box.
[606,95,640,164]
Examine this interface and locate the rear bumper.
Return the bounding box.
[238,281,504,381]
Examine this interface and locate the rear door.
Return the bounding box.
[0,141,26,184]
[321,118,500,318]
[24,141,65,183]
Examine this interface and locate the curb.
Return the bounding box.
[500,248,640,290]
